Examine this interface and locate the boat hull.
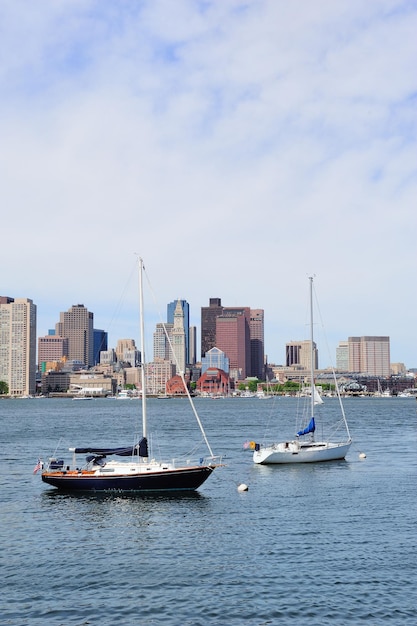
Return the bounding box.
[253,440,351,464]
[42,465,215,493]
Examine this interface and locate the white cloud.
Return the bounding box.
[1,0,416,367]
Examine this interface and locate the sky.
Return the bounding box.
[1,0,416,369]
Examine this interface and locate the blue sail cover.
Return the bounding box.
[297,417,315,437]
[74,437,148,457]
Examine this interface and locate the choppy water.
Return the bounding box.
[1,396,416,625]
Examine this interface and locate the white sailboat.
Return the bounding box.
[253,276,352,464]
[42,258,221,492]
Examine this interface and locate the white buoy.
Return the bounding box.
[237,483,249,492]
[359,452,366,459]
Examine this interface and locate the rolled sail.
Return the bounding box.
[73,437,148,457]
[297,417,315,437]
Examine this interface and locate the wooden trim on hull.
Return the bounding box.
[42,465,215,492]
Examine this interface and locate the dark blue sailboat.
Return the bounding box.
[42,258,220,492]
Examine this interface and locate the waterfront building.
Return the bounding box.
[347,336,390,376]
[55,304,94,368]
[197,368,230,396]
[41,371,70,395]
[0,297,37,396]
[166,374,188,396]
[143,360,176,396]
[69,373,115,397]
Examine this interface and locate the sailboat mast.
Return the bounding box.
[139,257,147,440]
[309,276,315,420]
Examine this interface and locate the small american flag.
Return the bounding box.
[33,459,42,474]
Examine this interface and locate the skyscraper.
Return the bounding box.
[336,341,349,371]
[153,323,173,361]
[348,336,390,376]
[167,300,189,364]
[0,297,37,396]
[171,299,186,374]
[188,326,197,365]
[201,299,264,379]
[216,313,248,380]
[55,304,94,368]
[94,329,108,366]
[250,309,265,379]
[201,298,223,358]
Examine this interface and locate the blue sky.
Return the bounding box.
[1,0,416,369]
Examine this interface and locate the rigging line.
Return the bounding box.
[102,257,138,338]
[312,280,351,441]
[141,263,215,459]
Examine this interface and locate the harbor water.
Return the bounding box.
[1,396,416,625]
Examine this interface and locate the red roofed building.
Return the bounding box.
[166,374,188,396]
[196,368,230,396]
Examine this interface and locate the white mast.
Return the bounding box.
[309,276,315,423]
[139,257,147,443]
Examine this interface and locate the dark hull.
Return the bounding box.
[42,465,215,493]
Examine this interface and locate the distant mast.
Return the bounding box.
[309,276,315,429]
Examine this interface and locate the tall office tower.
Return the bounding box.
[348,336,390,376]
[201,298,223,358]
[347,337,362,372]
[0,297,37,396]
[250,309,265,379]
[286,340,318,370]
[153,323,173,361]
[189,326,197,365]
[171,300,186,374]
[167,300,189,364]
[216,313,248,380]
[222,307,251,377]
[336,341,349,371]
[38,334,69,369]
[94,329,108,365]
[55,304,94,368]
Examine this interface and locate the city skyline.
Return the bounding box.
[29,293,414,372]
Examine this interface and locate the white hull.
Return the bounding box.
[253,440,351,464]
